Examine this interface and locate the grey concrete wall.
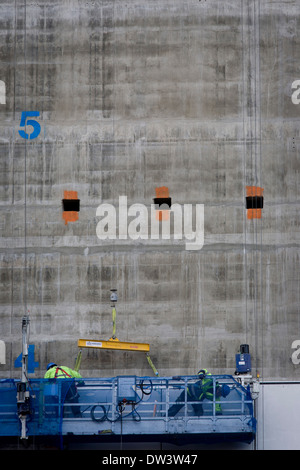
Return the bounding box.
[0,0,299,380]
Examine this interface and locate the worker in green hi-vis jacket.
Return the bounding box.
[168,369,230,417]
[44,363,83,417]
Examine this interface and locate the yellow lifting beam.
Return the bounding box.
[78,290,150,352]
[77,289,158,375]
[77,337,150,352]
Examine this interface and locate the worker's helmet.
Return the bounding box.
[221,384,230,397]
[46,362,57,371]
[197,369,208,379]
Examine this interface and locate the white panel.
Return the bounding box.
[257,383,300,450]
[0,341,5,364]
[0,80,5,104]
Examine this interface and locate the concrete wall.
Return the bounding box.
[0,0,299,381]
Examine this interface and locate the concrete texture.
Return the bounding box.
[0,0,299,380]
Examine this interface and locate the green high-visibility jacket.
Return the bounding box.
[187,373,219,401]
[187,372,222,412]
[44,366,82,380]
[198,377,215,401]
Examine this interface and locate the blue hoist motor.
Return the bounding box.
[235,344,251,374]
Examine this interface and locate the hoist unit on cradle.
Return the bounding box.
[17,315,34,440]
[235,344,251,375]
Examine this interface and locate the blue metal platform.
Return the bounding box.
[0,375,256,445]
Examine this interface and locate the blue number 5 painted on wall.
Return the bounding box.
[18,111,41,140]
[14,344,39,374]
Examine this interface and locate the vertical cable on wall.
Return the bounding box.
[254,0,259,378]
[241,0,248,348]
[242,0,264,379]
[258,0,265,450]
[258,0,264,384]
[254,0,263,381]
[24,0,28,316]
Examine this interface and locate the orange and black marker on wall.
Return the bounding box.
[246,186,264,219]
[154,187,171,221]
[62,190,80,225]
